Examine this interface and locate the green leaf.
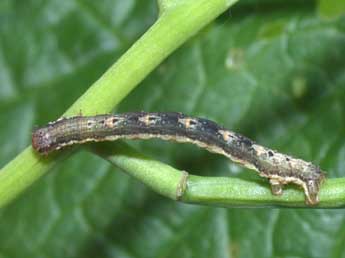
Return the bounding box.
[1,1,345,258]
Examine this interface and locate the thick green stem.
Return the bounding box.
[0,0,236,208]
[92,142,345,208]
[66,0,237,116]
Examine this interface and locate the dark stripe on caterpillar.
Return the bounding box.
[32,112,325,205]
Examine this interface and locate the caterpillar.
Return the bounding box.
[32,112,325,205]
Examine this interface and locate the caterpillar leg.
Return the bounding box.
[269,179,283,196]
[303,179,322,206]
[269,178,322,205]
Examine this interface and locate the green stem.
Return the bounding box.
[0,0,237,208]
[92,142,345,208]
[65,0,237,116]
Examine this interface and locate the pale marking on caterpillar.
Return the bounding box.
[32,112,325,205]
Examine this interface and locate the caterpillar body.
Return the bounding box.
[32,112,325,205]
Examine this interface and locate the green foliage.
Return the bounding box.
[0,0,345,257]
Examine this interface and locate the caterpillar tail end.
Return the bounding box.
[304,173,326,206]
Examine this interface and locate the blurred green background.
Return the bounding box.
[1,0,345,257]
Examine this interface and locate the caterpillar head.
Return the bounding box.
[32,127,55,155]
